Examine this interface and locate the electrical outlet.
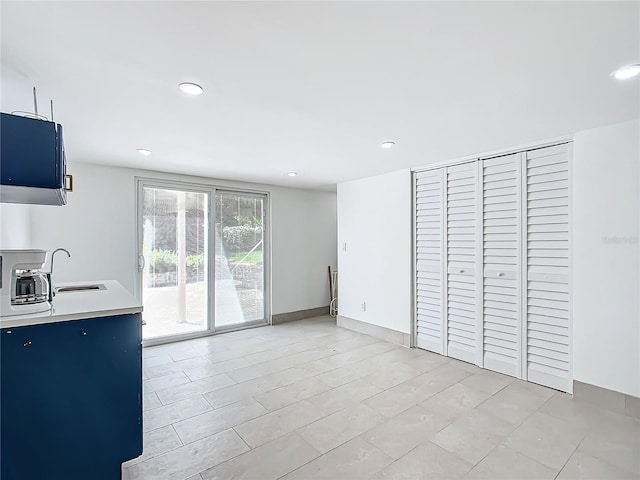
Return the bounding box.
[361,301,366,312]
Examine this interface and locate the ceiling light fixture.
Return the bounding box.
[179,82,204,95]
[611,64,640,80]
[287,172,297,177]
[380,141,395,149]
[137,148,152,156]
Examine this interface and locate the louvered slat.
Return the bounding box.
[482,153,521,378]
[446,162,478,364]
[415,170,444,354]
[526,143,571,392]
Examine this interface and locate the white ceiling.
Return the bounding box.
[2,1,638,191]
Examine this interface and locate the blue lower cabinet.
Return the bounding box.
[1,313,142,480]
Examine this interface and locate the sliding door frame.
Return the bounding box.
[135,177,271,346]
[213,189,271,334]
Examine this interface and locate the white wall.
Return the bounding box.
[28,162,337,316]
[337,169,412,334]
[0,203,31,249]
[573,119,639,397]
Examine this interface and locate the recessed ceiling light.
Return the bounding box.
[179,82,204,95]
[611,64,640,80]
[137,148,152,156]
[381,141,395,149]
[287,172,297,177]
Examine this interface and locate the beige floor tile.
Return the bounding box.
[557,451,639,480]
[144,395,212,432]
[307,378,383,415]
[300,351,372,377]
[330,335,381,353]
[579,422,640,476]
[419,383,490,421]
[143,354,174,369]
[226,361,286,384]
[206,366,316,408]
[460,370,514,395]
[540,392,636,433]
[298,402,387,453]
[503,411,586,470]
[201,373,287,408]
[362,406,450,459]
[123,425,183,467]
[168,343,227,362]
[431,423,501,466]
[173,398,267,445]
[465,445,558,480]
[450,409,517,438]
[143,345,174,359]
[374,441,472,479]
[362,373,450,418]
[315,359,377,388]
[447,358,481,374]
[477,381,553,424]
[364,362,425,390]
[234,400,327,448]
[133,317,637,480]
[143,391,162,411]
[183,357,251,381]
[155,374,236,405]
[200,431,320,480]
[145,355,212,379]
[367,348,423,367]
[424,362,474,385]
[143,371,191,394]
[271,347,339,370]
[254,377,331,411]
[125,428,249,480]
[267,366,316,385]
[406,351,450,373]
[282,437,394,479]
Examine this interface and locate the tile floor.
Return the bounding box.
[123,316,640,480]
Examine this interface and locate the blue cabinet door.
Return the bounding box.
[0,112,67,205]
[0,314,142,480]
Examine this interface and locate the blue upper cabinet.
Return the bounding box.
[1,112,68,205]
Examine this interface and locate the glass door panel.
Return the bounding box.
[214,192,266,328]
[141,186,209,339]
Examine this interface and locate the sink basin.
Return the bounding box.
[55,284,106,293]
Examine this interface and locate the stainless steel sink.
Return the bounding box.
[55,284,106,293]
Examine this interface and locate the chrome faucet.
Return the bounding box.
[48,248,71,301]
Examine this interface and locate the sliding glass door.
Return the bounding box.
[215,191,266,328]
[140,186,210,340]
[137,179,269,343]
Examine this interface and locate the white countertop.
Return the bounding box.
[0,280,143,329]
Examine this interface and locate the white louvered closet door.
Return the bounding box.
[482,153,522,377]
[446,163,480,364]
[415,169,445,354]
[525,144,572,392]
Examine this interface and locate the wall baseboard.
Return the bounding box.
[573,380,640,419]
[272,306,329,325]
[337,315,410,347]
